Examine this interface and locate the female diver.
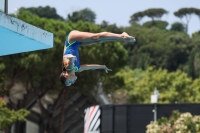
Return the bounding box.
[60,30,136,86]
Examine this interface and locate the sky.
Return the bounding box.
[8,0,200,36]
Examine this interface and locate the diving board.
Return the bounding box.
[0,11,54,56]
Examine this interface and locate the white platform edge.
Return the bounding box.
[0,11,54,47]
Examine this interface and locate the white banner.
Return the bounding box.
[84,105,101,133]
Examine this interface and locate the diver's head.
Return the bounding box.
[60,71,77,86]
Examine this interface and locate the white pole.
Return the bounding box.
[151,87,159,122]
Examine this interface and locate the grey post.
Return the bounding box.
[5,0,8,14]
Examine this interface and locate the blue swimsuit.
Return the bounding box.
[63,34,81,72]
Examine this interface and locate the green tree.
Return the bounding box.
[67,8,96,23]
[129,11,145,24]
[0,100,29,131]
[129,8,168,25]
[174,8,196,33]
[122,24,191,71]
[0,76,9,96]
[144,8,168,22]
[170,22,186,32]
[184,32,200,78]
[101,20,109,28]
[19,6,64,21]
[114,67,200,103]
[143,20,168,30]
[100,21,122,33]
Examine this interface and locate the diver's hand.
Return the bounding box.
[104,65,112,73]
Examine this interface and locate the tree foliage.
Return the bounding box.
[122,24,191,72]
[0,100,29,130]
[144,8,168,21]
[170,22,186,32]
[0,76,9,96]
[129,8,168,25]
[100,21,122,33]
[129,11,145,24]
[143,20,168,30]
[174,8,197,32]
[19,6,64,21]
[114,67,200,104]
[183,32,200,78]
[67,8,96,23]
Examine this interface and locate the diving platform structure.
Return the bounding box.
[0,11,54,56]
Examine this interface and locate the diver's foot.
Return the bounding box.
[121,32,136,42]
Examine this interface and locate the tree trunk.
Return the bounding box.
[58,87,70,133]
[48,88,65,132]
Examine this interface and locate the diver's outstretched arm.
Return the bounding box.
[78,64,112,73]
[68,30,136,46]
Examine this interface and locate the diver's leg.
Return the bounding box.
[68,30,136,46]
